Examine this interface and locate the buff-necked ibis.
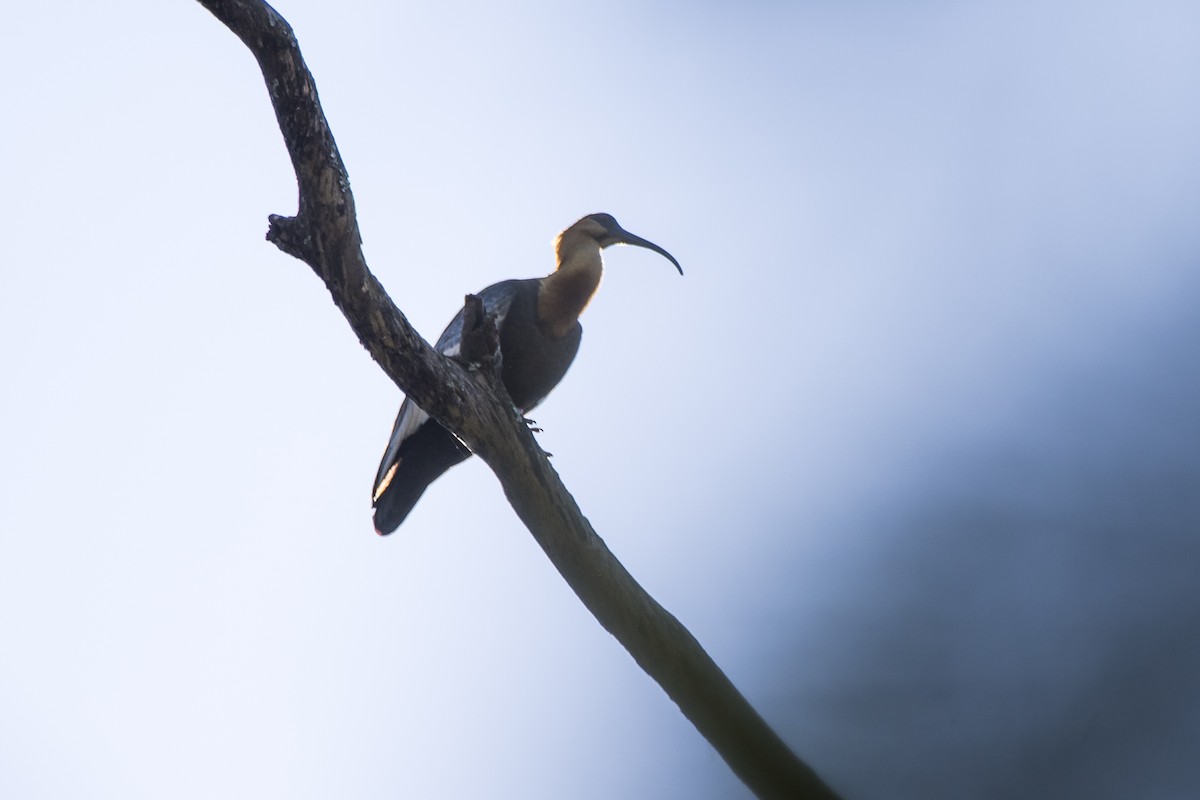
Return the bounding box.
[371,213,682,535]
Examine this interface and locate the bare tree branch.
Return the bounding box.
[195,2,842,797]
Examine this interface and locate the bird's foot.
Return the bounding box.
[522,416,543,433]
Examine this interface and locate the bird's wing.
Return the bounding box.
[429,279,524,356]
[372,280,524,497]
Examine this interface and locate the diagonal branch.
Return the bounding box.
[195,2,842,798]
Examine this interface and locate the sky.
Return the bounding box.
[2,1,1199,798]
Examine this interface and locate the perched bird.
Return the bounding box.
[371,213,682,535]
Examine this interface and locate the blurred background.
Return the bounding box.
[2,1,1198,797]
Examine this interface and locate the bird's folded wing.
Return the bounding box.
[372,279,523,499]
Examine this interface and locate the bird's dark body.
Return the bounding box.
[371,213,679,536]
[495,279,583,410]
[371,279,582,534]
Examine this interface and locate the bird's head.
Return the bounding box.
[564,213,683,275]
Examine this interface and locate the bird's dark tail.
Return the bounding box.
[372,421,472,535]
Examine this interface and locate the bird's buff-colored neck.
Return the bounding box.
[538,228,603,338]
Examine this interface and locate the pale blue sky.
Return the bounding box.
[2,1,1199,798]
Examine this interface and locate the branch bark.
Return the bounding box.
[195,2,842,798]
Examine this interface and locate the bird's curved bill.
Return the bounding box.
[615,229,683,275]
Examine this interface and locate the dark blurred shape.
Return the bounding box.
[762,300,1200,799]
